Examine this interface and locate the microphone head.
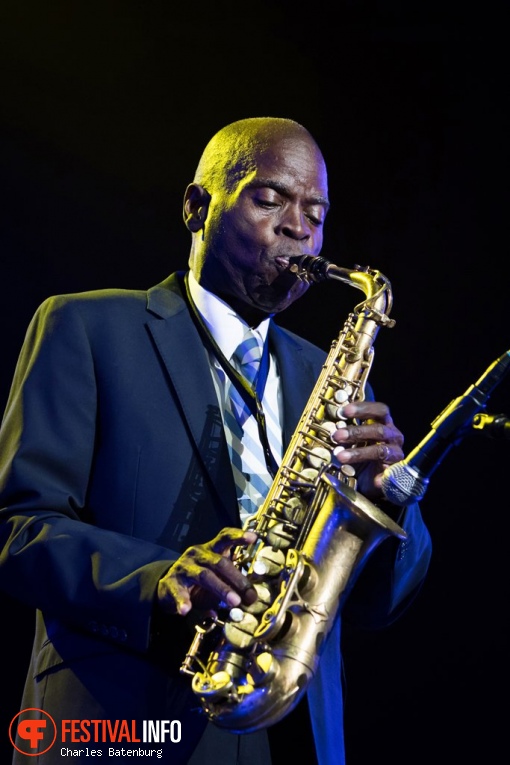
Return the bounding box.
[381,463,430,506]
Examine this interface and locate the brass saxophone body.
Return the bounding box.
[180,255,407,732]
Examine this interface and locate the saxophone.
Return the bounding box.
[180,255,407,732]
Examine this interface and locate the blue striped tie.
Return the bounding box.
[230,332,262,423]
[225,330,276,523]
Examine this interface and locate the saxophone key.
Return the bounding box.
[334,388,351,403]
[318,420,337,438]
[266,521,295,549]
[252,559,269,576]
[327,394,353,420]
[250,546,286,577]
[224,612,259,649]
[246,651,276,687]
[332,445,345,463]
[306,446,331,469]
[326,402,346,421]
[180,618,217,676]
[294,467,319,485]
[281,496,306,525]
[191,670,234,700]
[242,582,273,615]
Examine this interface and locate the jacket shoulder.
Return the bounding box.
[38,287,148,312]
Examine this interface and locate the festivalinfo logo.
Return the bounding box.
[9,708,181,758]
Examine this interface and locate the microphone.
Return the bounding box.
[381,349,510,505]
[472,412,510,440]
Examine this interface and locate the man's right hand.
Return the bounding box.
[157,528,258,616]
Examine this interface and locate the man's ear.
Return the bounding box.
[183,183,210,232]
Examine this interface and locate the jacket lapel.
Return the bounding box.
[269,323,320,450]
[145,273,239,524]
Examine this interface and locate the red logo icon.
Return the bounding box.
[9,708,57,756]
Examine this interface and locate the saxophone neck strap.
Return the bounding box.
[182,272,278,478]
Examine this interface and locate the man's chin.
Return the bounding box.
[253,284,308,314]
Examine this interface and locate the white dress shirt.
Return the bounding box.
[187,270,284,522]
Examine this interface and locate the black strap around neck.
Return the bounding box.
[182,272,279,478]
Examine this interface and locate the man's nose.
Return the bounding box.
[280,208,311,239]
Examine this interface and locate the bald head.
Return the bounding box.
[193,117,323,194]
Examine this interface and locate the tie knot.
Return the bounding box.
[232,331,263,387]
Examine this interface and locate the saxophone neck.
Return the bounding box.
[288,256,394,324]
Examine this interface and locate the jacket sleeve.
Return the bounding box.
[0,296,179,652]
[339,381,433,628]
[341,498,432,629]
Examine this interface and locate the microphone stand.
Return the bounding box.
[472,412,510,440]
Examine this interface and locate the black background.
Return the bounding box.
[1,2,508,763]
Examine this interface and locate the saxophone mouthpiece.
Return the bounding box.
[287,255,333,283]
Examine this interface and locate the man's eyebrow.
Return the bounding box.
[246,178,330,209]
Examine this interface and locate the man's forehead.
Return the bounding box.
[238,146,329,202]
[243,176,329,208]
[223,135,328,200]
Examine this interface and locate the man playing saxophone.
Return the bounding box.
[0,117,432,764]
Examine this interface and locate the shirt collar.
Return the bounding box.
[187,270,270,361]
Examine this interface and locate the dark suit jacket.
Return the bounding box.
[0,272,432,764]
